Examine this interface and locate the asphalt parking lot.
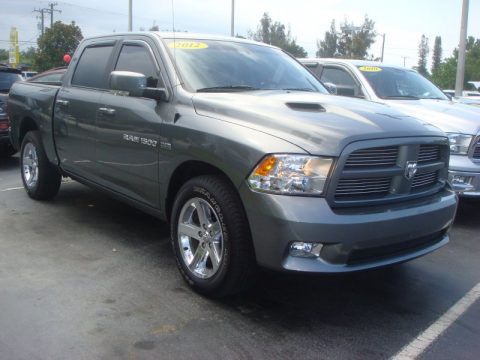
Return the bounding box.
[1,154,479,360]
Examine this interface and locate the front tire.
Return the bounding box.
[20,131,61,200]
[171,175,256,297]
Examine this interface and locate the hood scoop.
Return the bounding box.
[286,102,326,112]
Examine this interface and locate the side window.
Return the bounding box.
[321,67,363,97]
[71,45,114,89]
[115,45,162,88]
[304,63,323,79]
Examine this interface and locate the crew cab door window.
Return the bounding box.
[115,45,162,88]
[71,45,114,89]
[321,67,363,98]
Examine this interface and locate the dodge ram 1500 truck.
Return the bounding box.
[8,33,457,297]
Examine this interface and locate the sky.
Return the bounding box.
[1,0,479,68]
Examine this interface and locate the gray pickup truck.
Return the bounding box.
[8,33,457,297]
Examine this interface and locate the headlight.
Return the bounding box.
[447,133,473,155]
[248,154,333,196]
[0,102,5,116]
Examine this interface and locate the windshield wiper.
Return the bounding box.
[381,95,420,100]
[197,85,259,93]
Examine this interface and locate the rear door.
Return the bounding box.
[54,41,116,180]
[94,38,168,208]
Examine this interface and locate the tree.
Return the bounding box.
[417,34,429,76]
[317,20,338,57]
[431,36,442,75]
[35,21,83,71]
[20,47,37,67]
[0,49,8,63]
[430,36,480,89]
[316,16,376,59]
[249,13,307,57]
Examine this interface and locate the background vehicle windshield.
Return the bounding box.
[165,38,327,93]
[0,72,22,92]
[358,66,449,100]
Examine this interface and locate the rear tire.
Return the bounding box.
[171,175,256,297]
[20,131,61,200]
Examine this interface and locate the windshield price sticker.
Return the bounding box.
[168,41,208,50]
[359,66,383,72]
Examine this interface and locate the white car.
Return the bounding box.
[443,89,480,107]
[300,58,480,198]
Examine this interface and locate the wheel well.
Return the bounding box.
[165,161,235,221]
[19,118,38,147]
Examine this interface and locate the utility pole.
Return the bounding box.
[44,2,61,28]
[401,56,408,67]
[455,0,469,97]
[380,33,385,62]
[128,0,132,31]
[230,0,235,37]
[33,8,45,36]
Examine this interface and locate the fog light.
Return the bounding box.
[448,174,475,192]
[289,242,323,258]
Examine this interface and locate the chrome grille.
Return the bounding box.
[412,171,438,189]
[344,146,398,168]
[336,177,391,197]
[418,145,441,163]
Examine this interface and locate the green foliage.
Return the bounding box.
[431,36,442,75]
[0,49,8,63]
[316,16,376,59]
[249,13,307,58]
[317,20,338,57]
[431,36,480,89]
[20,47,37,67]
[35,21,83,72]
[417,35,429,76]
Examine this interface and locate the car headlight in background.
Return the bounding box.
[248,154,333,195]
[0,101,6,116]
[447,133,473,155]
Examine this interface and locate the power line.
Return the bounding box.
[45,3,62,28]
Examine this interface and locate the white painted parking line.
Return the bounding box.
[392,282,480,360]
[0,186,24,192]
[1,179,75,192]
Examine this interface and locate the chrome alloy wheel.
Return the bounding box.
[22,142,39,189]
[177,197,224,279]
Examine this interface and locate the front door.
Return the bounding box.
[94,40,166,208]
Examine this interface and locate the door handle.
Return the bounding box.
[98,107,116,116]
[56,99,69,107]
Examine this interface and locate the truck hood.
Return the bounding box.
[192,91,444,155]
[384,99,480,135]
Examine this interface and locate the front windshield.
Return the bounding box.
[0,72,22,92]
[165,38,327,93]
[358,66,448,100]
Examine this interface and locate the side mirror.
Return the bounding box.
[109,71,146,97]
[324,82,337,95]
[109,71,168,101]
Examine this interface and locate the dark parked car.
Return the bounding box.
[0,65,23,157]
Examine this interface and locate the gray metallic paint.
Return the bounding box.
[8,33,459,273]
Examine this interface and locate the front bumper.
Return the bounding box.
[240,183,457,273]
[448,155,480,197]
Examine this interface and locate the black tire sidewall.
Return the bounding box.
[171,178,233,294]
[20,131,60,200]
